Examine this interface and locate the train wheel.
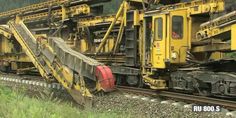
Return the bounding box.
[195,86,211,96]
[126,75,140,86]
[198,89,211,96]
[138,76,144,88]
[115,75,123,85]
[193,79,211,96]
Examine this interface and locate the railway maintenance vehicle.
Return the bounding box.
[0,0,235,105]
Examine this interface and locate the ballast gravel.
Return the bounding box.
[0,78,233,118]
[93,92,231,118]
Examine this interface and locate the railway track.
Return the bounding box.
[1,73,236,112]
[117,86,236,111]
[0,74,63,90]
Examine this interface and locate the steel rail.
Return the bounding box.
[117,86,236,111]
[0,74,63,90]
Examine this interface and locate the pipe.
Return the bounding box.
[96,2,125,53]
[113,18,125,54]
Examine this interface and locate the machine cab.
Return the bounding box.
[144,9,190,69]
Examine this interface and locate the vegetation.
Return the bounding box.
[0,0,47,12]
[225,52,236,58]
[0,86,122,118]
[0,0,123,13]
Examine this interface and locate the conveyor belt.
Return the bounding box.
[7,21,115,106]
[196,11,236,41]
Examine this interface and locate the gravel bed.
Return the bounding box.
[0,79,233,118]
[93,91,232,118]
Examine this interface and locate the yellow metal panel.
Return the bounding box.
[0,28,11,39]
[192,43,231,52]
[80,39,88,52]
[133,10,140,26]
[210,52,223,60]
[2,37,13,53]
[123,1,129,27]
[231,24,236,50]
[188,17,192,49]
[152,14,167,69]
[147,0,225,16]
[62,5,68,21]
[166,15,170,61]
[169,10,188,64]
[23,4,90,22]
[105,40,109,52]
[190,5,202,14]
[217,2,225,12]
[103,38,114,52]
[78,15,121,27]
[143,76,167,90]
[108,38,114,52]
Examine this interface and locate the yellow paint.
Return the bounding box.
[96,1,125,53]
[169,10,188,64]
[210,52,223,60]
[9,21,50,81]
[80,39,88,52]
[22,4,90,23]
[150,9,190,68]
[143,76,167,90]
[61,5,68,21]
[133,10,140,26]
[78,15,121,27]
[231,24,236,50]
[152,14,167,69]
[0,0,230,95]
[108,38,114,52]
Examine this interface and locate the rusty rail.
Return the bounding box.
[117,86,236,111]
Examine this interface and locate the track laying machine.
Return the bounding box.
[0,0,235,105]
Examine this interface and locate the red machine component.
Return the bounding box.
[95,66,115,92]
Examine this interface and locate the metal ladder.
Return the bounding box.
[125,10,138,67]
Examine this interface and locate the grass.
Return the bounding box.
[0,86,124,118]
[225,52,236,58]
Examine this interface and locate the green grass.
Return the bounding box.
[224,52,236,58]
[0,86,124,118]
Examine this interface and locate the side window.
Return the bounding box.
[155,18,163,40]
[172,16,183,39]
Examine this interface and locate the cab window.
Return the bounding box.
[155,18,163,40]
[172,16,183,39]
